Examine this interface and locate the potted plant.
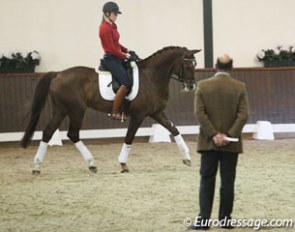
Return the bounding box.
[257,45,295,67]
[0,51,41,73]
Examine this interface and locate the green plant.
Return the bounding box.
[257,45,295,62]
[0,51,41,73]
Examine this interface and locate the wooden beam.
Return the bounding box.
[203,0,214,68]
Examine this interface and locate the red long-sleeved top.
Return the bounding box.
[99,21,128,59]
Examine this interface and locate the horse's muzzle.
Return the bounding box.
[182,83,195,92]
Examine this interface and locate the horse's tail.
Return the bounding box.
[21,72,57,148]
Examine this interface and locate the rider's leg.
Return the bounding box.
[102,55,131,120]
[111,85,128,120]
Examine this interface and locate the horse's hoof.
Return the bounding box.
[32,170,40,176]
[89,166,97,173]
[183,159,192,167]
[121,169,129,173]
[120,163,129,173]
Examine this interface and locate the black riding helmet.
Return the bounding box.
[103,2,122,14]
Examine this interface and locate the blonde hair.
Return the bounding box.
[100,13,110,25]
[100,15,105,25]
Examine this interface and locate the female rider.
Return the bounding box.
[99,2,134,121]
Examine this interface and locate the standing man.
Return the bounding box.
[191,55,249,230]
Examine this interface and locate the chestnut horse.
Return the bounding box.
[21,46,201,175]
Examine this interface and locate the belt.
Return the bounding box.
[104,53,117,58]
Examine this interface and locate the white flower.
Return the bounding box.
[22,52,29,58]
[30,51,40,60]
[274,49,280,56]
[4,53,13,59]
[279,46,289,51]
[257,51,265,59]
[291,46,295,53]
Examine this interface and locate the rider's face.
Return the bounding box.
[109,12,118,22]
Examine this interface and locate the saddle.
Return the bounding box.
[96,52,141,119]
[98,60,133,94]
[98,51,141,93]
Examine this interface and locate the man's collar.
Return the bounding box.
[214,71,230,77]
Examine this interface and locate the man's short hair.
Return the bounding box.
[216,55,233,71]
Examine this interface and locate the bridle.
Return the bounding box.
[171,55,197,91]
[171,55,197,83]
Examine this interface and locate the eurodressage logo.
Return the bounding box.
[183,216,294,230]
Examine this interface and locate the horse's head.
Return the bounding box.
[171,49,201,92]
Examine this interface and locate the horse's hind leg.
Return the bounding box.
[33,106,66,175]
[67,111,97,173]
[150,111,192,166]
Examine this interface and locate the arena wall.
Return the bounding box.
[1,67,295,135]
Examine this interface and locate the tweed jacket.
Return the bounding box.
[194,72,249,153]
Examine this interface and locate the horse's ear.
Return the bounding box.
[185,49,202,57]
[191,49,202,55]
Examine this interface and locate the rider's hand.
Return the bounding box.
[128,50,136,55]
[127,53,138,62]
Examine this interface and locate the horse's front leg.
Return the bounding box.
[150,111,192,166]
[119,116,144,173]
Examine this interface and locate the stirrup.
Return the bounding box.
[108,112,128,122]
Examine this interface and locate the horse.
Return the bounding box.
[21,46,201,175]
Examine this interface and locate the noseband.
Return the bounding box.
[171,56,196,83]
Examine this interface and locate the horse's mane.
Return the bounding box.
[138,46,187,67]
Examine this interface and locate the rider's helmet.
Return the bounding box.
[103,2,121,14]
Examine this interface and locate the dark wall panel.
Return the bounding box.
[1,67,295,133]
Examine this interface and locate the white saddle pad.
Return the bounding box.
[96,61,139,101]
